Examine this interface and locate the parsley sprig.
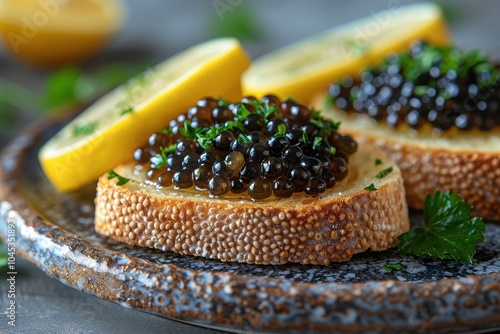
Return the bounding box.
[382,263,404,272]
[151,144,177,169]
[398,191,486,263]
[273,124,287,138]
[364,183,377,191]
[72,121,98,137]
[375,166,393,178]
[247,100,279,122]
[310,110,341,135]
[108,170,135,186]
[394,43,500,90]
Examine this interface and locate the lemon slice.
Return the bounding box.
[242,3,449,104]
[39,38,250,192]
[0,0,125,67]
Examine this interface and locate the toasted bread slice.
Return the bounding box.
[315,95,500,220]
[94,144,408,265]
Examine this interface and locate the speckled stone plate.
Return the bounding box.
[1,114,500,334]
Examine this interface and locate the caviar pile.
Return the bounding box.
[133,96,357,199]
[327,41,500,131]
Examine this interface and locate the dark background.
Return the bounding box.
[1,1,499,333]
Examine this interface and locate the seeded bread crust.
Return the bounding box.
[315,95,500,221]
[94,145,409,265]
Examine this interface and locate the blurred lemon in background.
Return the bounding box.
[242,3,449,103]
[0,0,125,67]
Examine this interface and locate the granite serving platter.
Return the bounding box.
[1,114,500,334]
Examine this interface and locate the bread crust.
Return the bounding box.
[315,95,500,221]
[94,146,409,265]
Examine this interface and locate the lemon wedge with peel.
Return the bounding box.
[39,38,250,192]
[0,0,125,67]
[242,3,449,104]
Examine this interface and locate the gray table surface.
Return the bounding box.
[1,1,500,333]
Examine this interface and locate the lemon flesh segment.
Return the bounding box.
[242,3,450,104]
[0,0,125,67]
[39,38,251,192]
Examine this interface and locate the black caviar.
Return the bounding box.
[327,41,500,131]
[134,96,357,199]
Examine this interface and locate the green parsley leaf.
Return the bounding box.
[311,107,321,120]
[151,144,176,168]
[302,131,310,146]
[197,138,213,150]
[72,121,98,137]
[330,146,337,155]
[180,120,203,140]
[382,263,404,272]
[217,97,229,107]
[382,43,500,97]
[327,120,341,132]
[120,106,134,116]
[324,95,335,107]
[413,85,430,97]
[313,136,322,147]
[108,170,132,186]
[310,117,341,134]
[237,134,252,144]
[163,144,177,154]
[274,124,287,138]
[256,101,279,121]
[225,120,244,132]
[375,166,393,178]
[398,190,486,263]
[236,103,252,121]
[364,183,377,191]
[375,158,383,166]
[162,127,173,135]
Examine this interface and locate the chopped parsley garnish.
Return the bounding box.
[396,44,500,89]
[310,106,341,134]
[217,97,229,107]
[329,146,336,155]
[382,263,404,272]
[108,170,133,186]
[274,124,287,137]
[364,183,377,191]
[310,117,341,134]
[197,138,213,150]
[313,136,322,147]
[236,103,252,121]
[180,120,203,140]
[302,131,310,146]
[254,101,279,121]
[72,121,97,137]
[237,134,252,144]
[375,166,393,178]
[162,127,173,135]
[311,107,321,119]
[120,106,134,116]
[375,158,383,166]
[225,120,244,132]
[151,144,177,168]
[398,191,486,263]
